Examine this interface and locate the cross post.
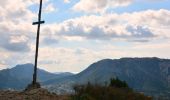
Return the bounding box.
[32,0,45,85]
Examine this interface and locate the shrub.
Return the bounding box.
[71,78,152,100]
[109,77,129,88]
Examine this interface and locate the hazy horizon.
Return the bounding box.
[1,56,170,74]
[0,0,170,73]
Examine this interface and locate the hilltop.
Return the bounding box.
[0,88,68,100]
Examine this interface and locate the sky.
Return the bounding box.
[0,0,170,73]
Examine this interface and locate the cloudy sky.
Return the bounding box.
[0,0,170,73]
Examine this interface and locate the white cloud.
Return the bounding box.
[73,0,133,13]
[0,0,37,52]
[72,0,166,13]
[42,9,170,43]
[37,47,105,72]
[38,7,170,72]
[36,38,170,72]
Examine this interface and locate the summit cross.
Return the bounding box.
[32,0,45,85]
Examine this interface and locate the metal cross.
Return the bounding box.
[32,0,45,85]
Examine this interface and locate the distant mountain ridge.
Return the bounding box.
[0,63,73,90]
[1,57,170,97]
[44,57,170,97]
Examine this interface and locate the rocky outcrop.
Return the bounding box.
[0,88,69,100]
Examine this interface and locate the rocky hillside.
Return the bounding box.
[0,88,68,100]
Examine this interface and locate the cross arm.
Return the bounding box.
[32,21,45,25]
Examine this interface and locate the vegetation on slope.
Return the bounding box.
[71,78,152,100]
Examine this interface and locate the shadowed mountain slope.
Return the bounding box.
[0,63,73,89]
[44,58,170,96]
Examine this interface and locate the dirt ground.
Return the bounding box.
[0,88,69,100]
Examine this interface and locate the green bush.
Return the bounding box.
[71,78,152,100]
[109,78,129,88]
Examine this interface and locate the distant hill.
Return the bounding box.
[1,58,170,98]
[76,58,170,91]
[44,57,170,97]
[0,63,73,90]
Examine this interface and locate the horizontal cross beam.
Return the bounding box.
[32,21,45,25]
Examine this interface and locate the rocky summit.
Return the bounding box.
[0,88,68,100]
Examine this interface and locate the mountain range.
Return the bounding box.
[43,57,170,97]
[0,57,170,97]
[0,63,73,90]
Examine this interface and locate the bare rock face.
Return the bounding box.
[0,88,69,100]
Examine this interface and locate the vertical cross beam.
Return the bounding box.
[32,0,45,85]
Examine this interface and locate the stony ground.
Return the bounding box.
[0,88,69,100]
